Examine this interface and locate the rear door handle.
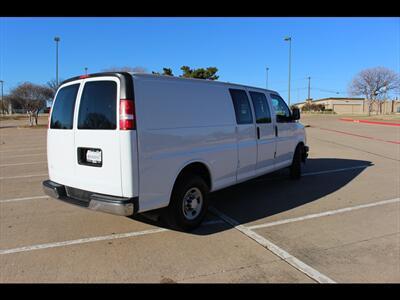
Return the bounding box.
[257,127,260,139]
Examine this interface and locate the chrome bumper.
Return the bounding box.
[42,180,137,216]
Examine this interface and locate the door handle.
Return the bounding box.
[257,127,260,139]
[275,125,278,137]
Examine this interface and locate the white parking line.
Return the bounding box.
[0,173,48,180]
[0,220,225,255]
[0,195,48,203]
[0,161,47,167]
[209,206,336,283]
[0,147,45,153]
[247,197,400,230]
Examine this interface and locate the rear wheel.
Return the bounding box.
[290,145,303,180]
[165,174,209,231]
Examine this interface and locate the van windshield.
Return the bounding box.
[78,81,117,130]
[50,84,80,129]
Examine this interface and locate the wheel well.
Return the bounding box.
[174,162,212,191]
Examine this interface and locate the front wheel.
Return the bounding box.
[164,175,209,231]
[290,145,303,180]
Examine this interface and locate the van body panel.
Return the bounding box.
[133,76,238,212]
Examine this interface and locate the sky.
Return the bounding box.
[1,17,399,104]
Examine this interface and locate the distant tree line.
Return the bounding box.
[103,65,220,80]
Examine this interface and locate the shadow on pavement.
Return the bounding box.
[130,158,373,235]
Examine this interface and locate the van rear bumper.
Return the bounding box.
[42,180,137,216]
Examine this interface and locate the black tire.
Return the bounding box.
[290,145,303,180]
[164,174,209,231]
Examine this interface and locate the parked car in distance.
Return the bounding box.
[43,72,308,231]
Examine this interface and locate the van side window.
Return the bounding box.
[78,81,117,130]
[270,94,291,122]
[249,91,271,124]
[229,89,253,124]
[50,84,80,129]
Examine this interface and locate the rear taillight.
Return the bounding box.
[119,99,136,130]
[47,107,52,129]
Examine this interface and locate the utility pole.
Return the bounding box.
[266,67,269,89]
[54,37,60,86]
[284,37,292,106]
[307,76,311,100]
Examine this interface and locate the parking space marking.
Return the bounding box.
[0,147,46,153]
[0,220,225,255]
[0,173,48,180]
[209,206,335,283]
[247,197,400,230]
[0,161,47,167]
[0,195,48,203]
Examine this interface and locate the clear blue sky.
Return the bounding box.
[1,17,399,103]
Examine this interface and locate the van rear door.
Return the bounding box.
[48,81,81,187]
[73,76,123,196]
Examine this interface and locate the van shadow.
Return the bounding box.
[130,158,373,235]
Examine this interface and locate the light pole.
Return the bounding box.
[307,76,311,100]
[284,36,292,106]
[85,67,88,75]
[266,67,269,89]
[54,37,60,86]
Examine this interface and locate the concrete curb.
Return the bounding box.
[339,118,400,127]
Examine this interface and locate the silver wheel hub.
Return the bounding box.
[182,187,203,220]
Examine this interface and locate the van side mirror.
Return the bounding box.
[291,107,300,120]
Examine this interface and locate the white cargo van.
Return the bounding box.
[43,72,308,230]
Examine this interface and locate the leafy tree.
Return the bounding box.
[153,66,219,80]
[152,68,174,76]
[180,66,219,80]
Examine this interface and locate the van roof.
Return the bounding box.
[61,72,279,95]
[130,73,278,94]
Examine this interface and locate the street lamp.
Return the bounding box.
[85,67,88,75]
[54,37,60,86]
[284,36,292,106]
[266,67,269,89]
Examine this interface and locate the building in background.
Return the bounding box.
[295,97,400,114]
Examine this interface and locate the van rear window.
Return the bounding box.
[78,81,117,130]
[50,84,80,129]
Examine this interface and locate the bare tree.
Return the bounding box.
[348,67,400,115]
[46,78,63,96]
[8,82,53,126]
[102,66,148,73]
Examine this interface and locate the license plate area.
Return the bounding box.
[77,147,103,167]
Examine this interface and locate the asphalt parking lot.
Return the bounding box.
[1,114,399,283]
